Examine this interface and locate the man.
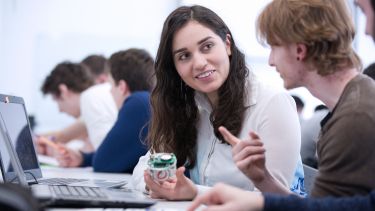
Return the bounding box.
[356,0,375,41]
[55,48,154,173]
[300,105,328,168]
[38,55,116,153]
[39,62,117,152]
[189,0,375,210]
[364,62,375,79]
[81,54,110,84]
[291,95,305,123]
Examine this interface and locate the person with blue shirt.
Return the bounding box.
[55,48,154,173]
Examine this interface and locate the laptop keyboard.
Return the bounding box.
[50,185,108,200]
[38,178,88,185]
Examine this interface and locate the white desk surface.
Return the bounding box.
[42,166,194,211]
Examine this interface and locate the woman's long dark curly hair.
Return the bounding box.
[148,5,249,168]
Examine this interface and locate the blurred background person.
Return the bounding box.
[291,95,305,124]
[81,54,110,84]
[37,62,117,156]
[300,104,328,168]
[54,48,154,173]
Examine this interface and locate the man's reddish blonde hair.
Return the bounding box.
[257,0,362,75]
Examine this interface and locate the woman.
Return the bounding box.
[132,5,303,200]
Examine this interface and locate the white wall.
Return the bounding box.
[1,0,374,132]
[0,0,177,132]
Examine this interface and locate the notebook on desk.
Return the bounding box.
[0,94,126,188]
[0,94,155,208]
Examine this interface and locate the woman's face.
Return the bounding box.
[356,0,375,40]
[172,21,231,102]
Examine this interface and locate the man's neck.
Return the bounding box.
[304,67,359,111]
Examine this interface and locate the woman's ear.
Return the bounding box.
[225,34,232,56]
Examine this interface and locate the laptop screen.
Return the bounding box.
[0,94,42,182]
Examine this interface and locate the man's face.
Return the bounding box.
[268,44,306,89]
[109,75,124,110]
[356,0,375,40]
[52,88,81,118]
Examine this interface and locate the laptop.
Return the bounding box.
[0,94,127,188]
[0,94,155,208]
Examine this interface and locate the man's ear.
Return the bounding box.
[118,80,129,95]
[58,84,69,99]
[296,43,307,61]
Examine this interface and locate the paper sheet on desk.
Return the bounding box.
[37,154,59,166]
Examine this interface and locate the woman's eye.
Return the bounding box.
[203,43,213,50]
[178,53,190,61]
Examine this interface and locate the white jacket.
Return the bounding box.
[132,76,301,194]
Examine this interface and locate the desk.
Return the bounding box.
[42,166,132,181]
[42,166,193,211]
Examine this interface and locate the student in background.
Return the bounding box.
[81,54,110,84]
[54,48,154,173]
[189,0,375,210]
[291,95,304,116]
[132,5,304,200]
[363,62,375,79]
[38,62,117,153]
[356,0,375,41]
[300,104,328,168]
[291,95,305,123]
[37,55,116,152]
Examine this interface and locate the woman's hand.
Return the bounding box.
[219,126,268,184]
[144,166,197,200]
[219,126,292,194]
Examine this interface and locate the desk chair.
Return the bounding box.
[303,164,318,195]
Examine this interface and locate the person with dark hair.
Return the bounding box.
[189,0,375,210]
[314,104,328,112]
[356,0,375,41]
[131,5,304,200]
[81,54,110,84]
[291,95,304,115]
[38,62,117,154]
[301,105,328,168]
[41,62,95,98]
[363,62,375,80]
[53,48,153,173]
[291,95,305,124]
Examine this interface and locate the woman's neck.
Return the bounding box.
[206,91,218,108]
